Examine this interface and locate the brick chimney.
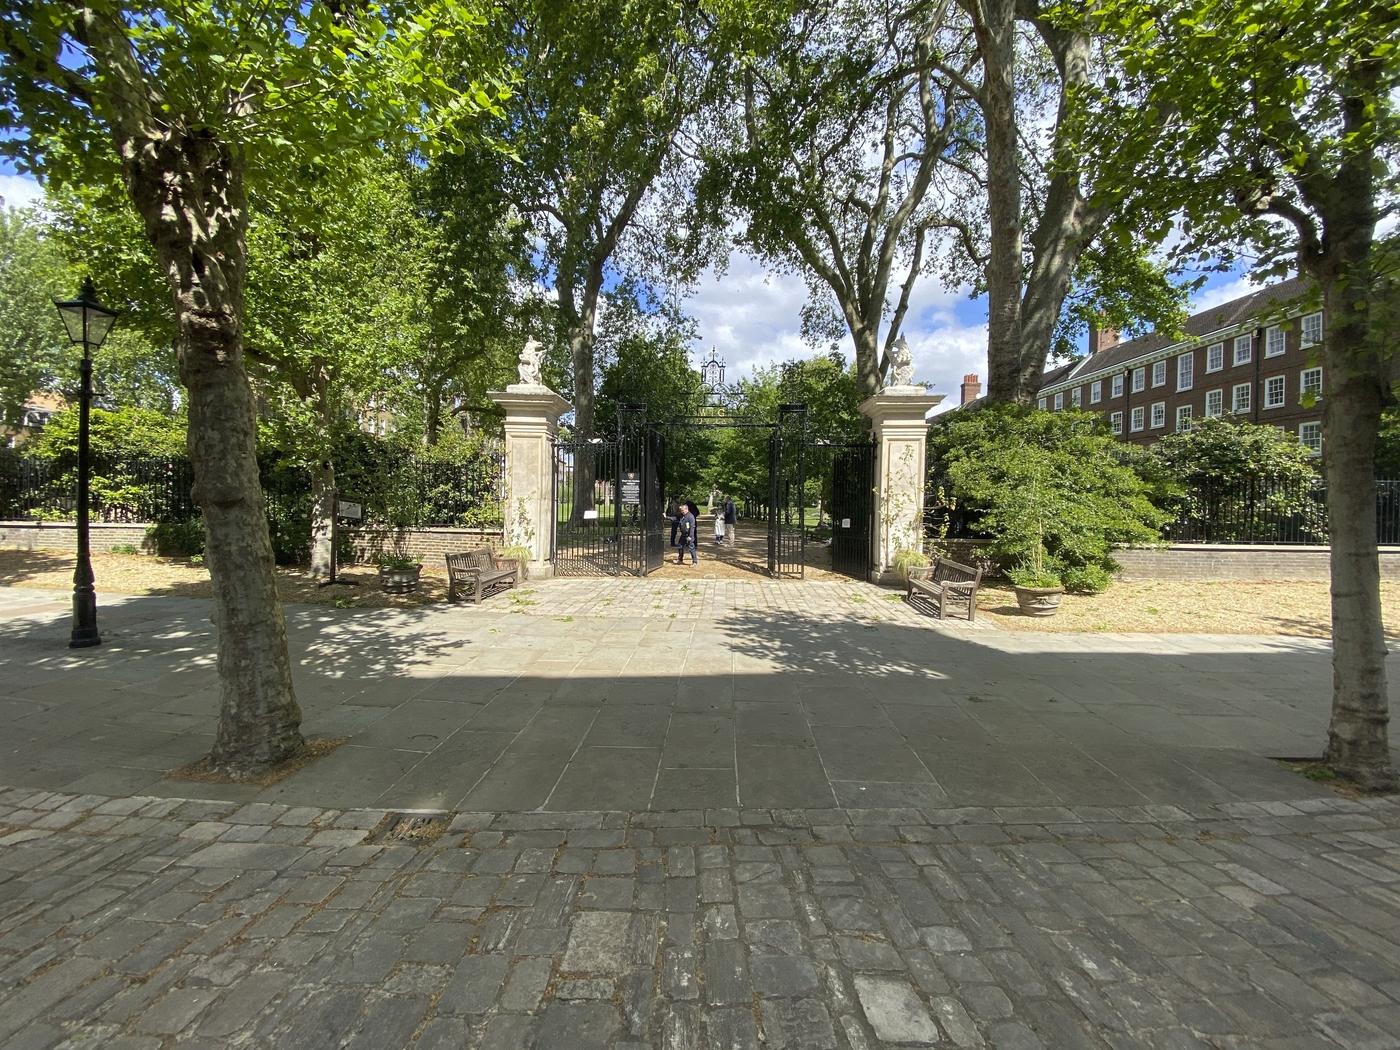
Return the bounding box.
[959,373,982,406]
[1088,324,1120,354]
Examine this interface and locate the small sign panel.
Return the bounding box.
[337,500,363,521]
[841,517,851,529]
[583,509,599,520]
[620,471,641,505]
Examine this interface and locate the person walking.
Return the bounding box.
[667,495,681,548]
[713,501,726,545]
[675,501,697,565]
[723,495,737,544]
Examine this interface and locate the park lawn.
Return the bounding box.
[973,579,1400,639]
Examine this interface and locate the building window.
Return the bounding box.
[1206,343,1224,372]
[1110,410,1123,434]
[1301,367,1322,402]
[1232,382,1251,414]
[1265,325,1286,357]
[1038,397,1047,410]
[1150,360,1166,387]
[1090,380,1102,404]
[1150,401,1166,429]
[1132,367,1145,393]
[1233,334,1252,365]
[1177,353,1193,391]
[1071,387,1082,407]
[1053,392,1063,410]
[1301,311,1323,347]
[1205,389,1224,417]
[1299,421,1322,454]
[1264,375,1285,409]
[1111,374,1124,398]
[1130,406,1145,432]
[1176,405,1193,432]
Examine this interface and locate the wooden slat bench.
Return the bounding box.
[446,549,519,604]
[906,557,983,622]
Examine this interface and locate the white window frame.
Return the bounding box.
[1265,325,1286,357]
[1152,360,1167,388]
[1264,375,1285,409]
[1206,343,1224,373]
[1301,311,1323,347]
[1150,401,1166,429]
[1111,374,1124,398]
[1176,353,1194,392]
[1299,421,1322,454]
[1071,387,1082,407]
[1037,397,1047,410]
[1205,389,1223,417]
[1175,405,1193,432]
[1053,392,1064,410]
[1132,367,1146,393]
[1109,410,1123,434]
[1130,406,1145,432]
[1233,334,1253,366]
[1301,367,1322,402]
[1090,380,1102,404]
[1232,382,1252,414]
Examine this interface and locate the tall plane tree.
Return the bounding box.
[709,0,971,398]
[498,0,711,508]
[1084,0,1399,787]
[0,1,501,775]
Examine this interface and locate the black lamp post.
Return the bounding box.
[53,277,119,649]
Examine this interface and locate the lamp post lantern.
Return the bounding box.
[53,277,118,649]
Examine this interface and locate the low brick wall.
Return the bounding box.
[342,526,505,566]
[0,520,153,553]
[1115,545,1400,581]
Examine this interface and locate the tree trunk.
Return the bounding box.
[424,390,442,446]
[569,297,598,519]
[309,459,335,579]
[1321,279,1395,787]
[128,139,303,775]
[854,324,881,401]
[975,0,1026,404]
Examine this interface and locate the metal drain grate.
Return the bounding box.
[364,811,452,846]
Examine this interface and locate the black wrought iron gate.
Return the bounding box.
[553,408,664,577]
[827,442,875,579]
[767,404,807,578]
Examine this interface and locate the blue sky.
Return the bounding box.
[3,163,1254,411]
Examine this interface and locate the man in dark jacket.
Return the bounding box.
[667,496,681,547]
[723,496,737,544]
[675,502,697,565]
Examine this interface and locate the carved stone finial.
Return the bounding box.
[517,337,544,386]
[884,335,915,388]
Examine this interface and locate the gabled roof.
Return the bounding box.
[1048,275,1314,390]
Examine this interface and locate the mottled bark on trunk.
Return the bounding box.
[855,326,881,401]
[976,0,1026,404]
[1321,285,1394,787]
[309,460,335,579]
[568,297,598,520]
[124,132,303,774]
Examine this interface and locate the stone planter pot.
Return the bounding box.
[379,564,422,595]
[1013,585,1064,617]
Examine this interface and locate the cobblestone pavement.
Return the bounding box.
[4,787,1400,1049]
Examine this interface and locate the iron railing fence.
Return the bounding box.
[922,469,1400,547]
[0,444,507,529]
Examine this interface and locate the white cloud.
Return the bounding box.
[686,247,988,414]
[1189,274,1261,314]
[0,173,44,211]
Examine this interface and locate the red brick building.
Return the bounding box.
[964,277,1325,454]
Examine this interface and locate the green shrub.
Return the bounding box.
[109,542,140,555]
[1006,566,1063,589]
[930,405,1166,589]
[892,547,931,581]
[1061,563,1113,594]
[146,519,205,558]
